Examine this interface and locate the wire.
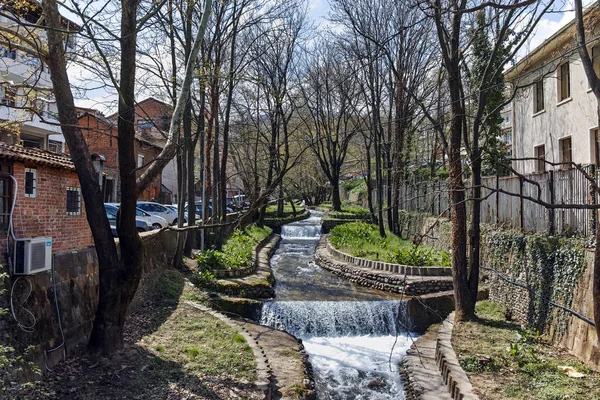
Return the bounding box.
[6,174,17,273]
[10,277,36,333]
[44,254,66,372]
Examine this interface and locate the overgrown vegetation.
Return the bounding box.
[329,221,450,266]
[453,301,600,400]
[0,267,41,397]
[196,224,272,271]
[328,203,370,219]
[485,231,587,336]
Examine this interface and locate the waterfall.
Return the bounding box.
[260,300,410,337]
[261,209,414,399]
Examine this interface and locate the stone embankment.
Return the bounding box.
[314,237,453,296]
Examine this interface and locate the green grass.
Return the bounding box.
[143,269,256,382]
[329,221,450,266]
[328,205,371,218]
[452,301,600,400]
[195,224,272,271]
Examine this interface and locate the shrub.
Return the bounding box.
[195,224,271,271]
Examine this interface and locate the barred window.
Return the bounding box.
[66,187,81,215]
[24,168,36,198]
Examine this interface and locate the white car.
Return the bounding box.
[136,208,168,229]
[137,201,179,225]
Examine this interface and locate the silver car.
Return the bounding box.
[137,201,179,225]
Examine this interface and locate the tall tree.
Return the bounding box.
[31,0,212,351]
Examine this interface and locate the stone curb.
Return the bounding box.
[435,312,479,400]
[315,238,453,295]
[399,324,452,400]
[184,300,273,399]
[326,239,451,277]
[211,234,281,299]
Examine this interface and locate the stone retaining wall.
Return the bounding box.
[1,228,183,374]
[327,241,451,277]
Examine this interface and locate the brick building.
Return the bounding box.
[76,109,162,202]
[133,97,178,203]
[0,142,93,260]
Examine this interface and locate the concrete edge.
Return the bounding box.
[185,300,274,399]
[435,312,479,400]
[314,237,453,296]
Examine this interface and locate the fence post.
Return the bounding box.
[548,171,555,235]
[495,175,500,225]
[519,176,524,231]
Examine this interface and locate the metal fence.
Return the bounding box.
[397,166,598,236]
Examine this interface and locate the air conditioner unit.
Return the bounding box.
[13,237,52,275]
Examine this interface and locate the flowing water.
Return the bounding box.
[259,211,414,399]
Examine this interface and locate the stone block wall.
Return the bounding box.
[1,228,181,374]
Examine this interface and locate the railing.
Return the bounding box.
[397,166,598,236]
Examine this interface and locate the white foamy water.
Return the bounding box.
[302,335,411,400]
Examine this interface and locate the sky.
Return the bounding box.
[70,0,595,112]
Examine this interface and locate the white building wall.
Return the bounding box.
[512,52,599,174]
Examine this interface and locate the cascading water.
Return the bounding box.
[260,210,414,399]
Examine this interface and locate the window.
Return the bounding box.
[534,144,546,173]
[502,129,512,144]
[137,154,144,168]
[47,140,63,153]
[559,137,572,169]
[24,168,36,198]
[558,62,570,101]
[0,47,16,60]
[593,45,600,78]
[534,80,544,113]
[21,137,41,149]
[2,87,16,107]
[66,187,81,215]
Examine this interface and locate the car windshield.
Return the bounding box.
[105,206,117,220]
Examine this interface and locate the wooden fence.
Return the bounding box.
[397,166,598,236]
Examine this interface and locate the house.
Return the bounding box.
[506,6,600,174]
[0,0,78,154]
[132,97,178,203]
[76,109,163,202]
[0,141,93,261]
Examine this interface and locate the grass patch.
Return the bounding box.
[157,269,210,305]
[328,205,371,218]
[329,221,450,266]
[195,224,272,271]
[452,300,600,400]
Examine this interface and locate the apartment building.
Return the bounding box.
[506,6,600,174]
[0,2,77,153]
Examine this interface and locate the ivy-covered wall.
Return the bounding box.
[483,231,587,340]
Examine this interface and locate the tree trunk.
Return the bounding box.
[277,183,285,216]
[331,177,342,212]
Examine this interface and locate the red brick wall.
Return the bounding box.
[77,113,162,202]
[0,162,94,258]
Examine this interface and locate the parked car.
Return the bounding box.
[105,204,150,236]
[106,203,168,229]
[137,201,179,225]
[184,202,213,220]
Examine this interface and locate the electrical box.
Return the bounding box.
[13,237,52,275]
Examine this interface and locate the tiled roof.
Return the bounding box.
[0,142,75,171]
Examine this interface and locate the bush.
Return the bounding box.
[196,225,271,271]
[329,221,449,266]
